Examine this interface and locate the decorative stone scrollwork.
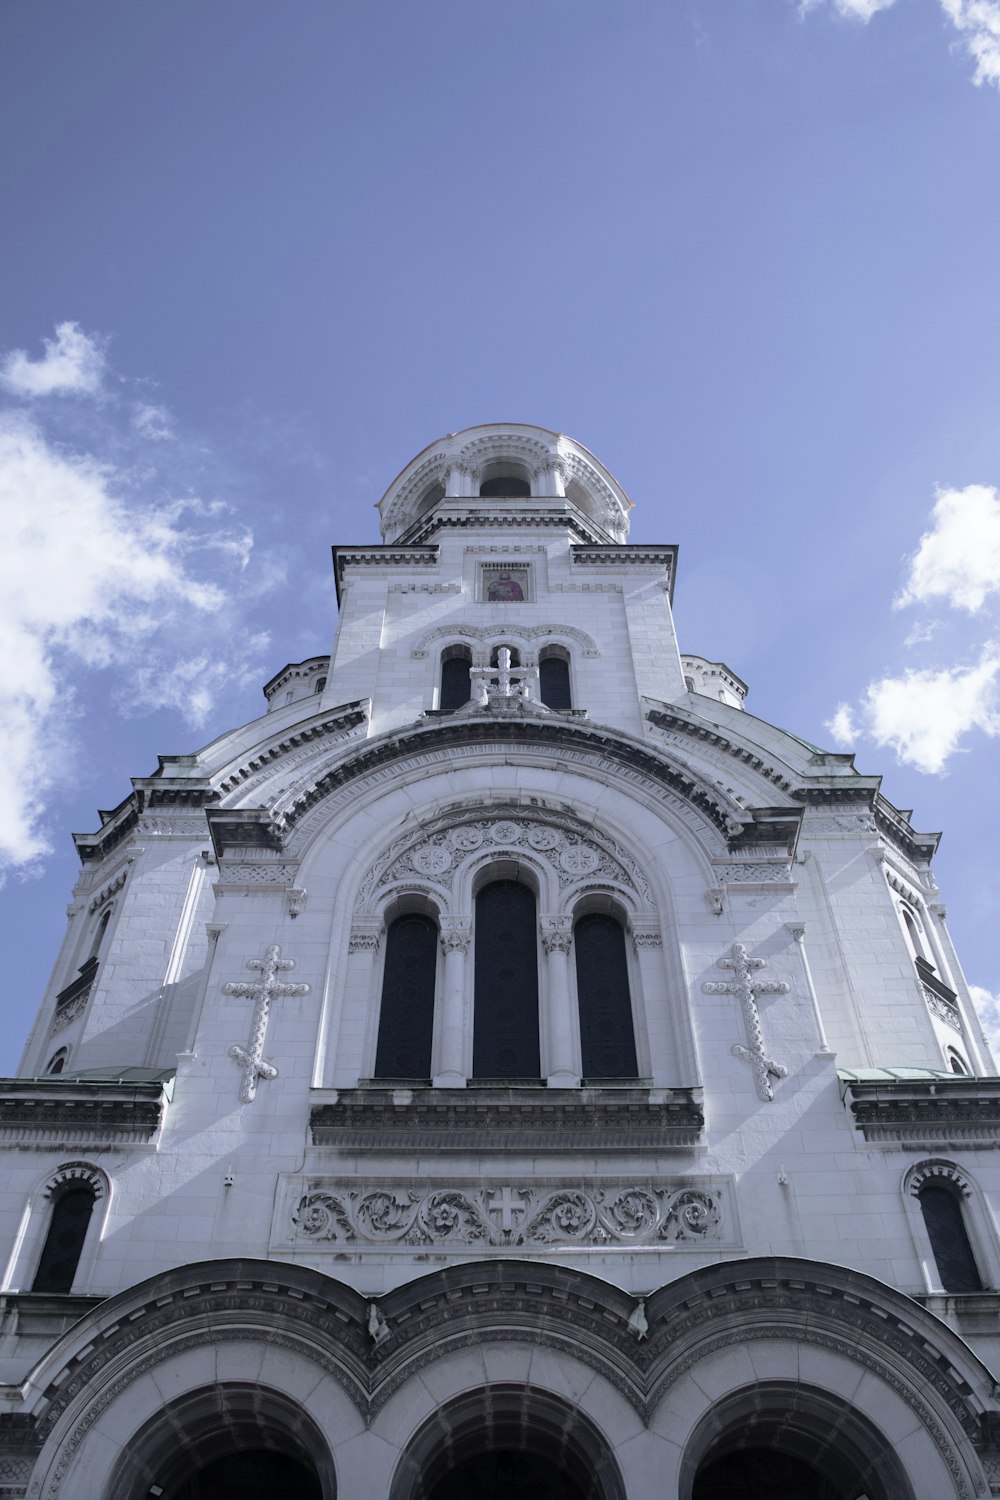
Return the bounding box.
[290,1180,727,1249]
[440,920,471,956]
[356,806,650,912]
[50,984,94,1034]
[348,927,381,954]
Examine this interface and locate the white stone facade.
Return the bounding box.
[3,425,1000,1498]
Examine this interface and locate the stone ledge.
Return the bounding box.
[0,1077,169,1145]
[309,1084,703,1150]
[842,1072,1000,1145]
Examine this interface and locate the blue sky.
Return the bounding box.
[2,0,1000,1071]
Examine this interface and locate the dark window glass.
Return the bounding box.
[539,655,572,710]
[473,881,539,1078]
[574,914,638,1079]
[479,476,531,497]
[440,654,472,713]
[374,915,437,1078]
[31,1187,95,1293]
[920,1184,983,1292]
[46,1052,66,1075]
[314,676,326,694]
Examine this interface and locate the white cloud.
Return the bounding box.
[825,702,858,744]
[801,0,899,19]
[804,0,1000,86]
[940,0,1000,86]
[970,984,1000,1062]
[0,321,107,399]
[0,408,263,876]
[896,484,1000,614]
[857,649,1000,772]
[132,401,174,441]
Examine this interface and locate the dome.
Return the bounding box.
[376,423,633,544]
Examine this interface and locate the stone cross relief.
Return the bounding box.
[702,942,789,1102]
[469,647,537,710]
[224,944,309,1103]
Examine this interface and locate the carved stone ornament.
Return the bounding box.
[703,943,789,1102]
[540,917,572,955]
[356,806,649,913]
[223,944,309,1103]
[348,926,382,954]
[439,919,471,955]
[291,1180,725,1249]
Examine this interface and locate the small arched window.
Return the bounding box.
[574,913,638,1079]
[948,1049,969,1075]
[31,1185,96,1294]
[88,906,113,961]
[44,1049,69,1075]
[374,914,438,1079]
[473,879,539,1079]
[539,648,572,711]
[901,905,927,962]
[314,676,326,695]
[919,1182,983,1292]
[439,646,472,713]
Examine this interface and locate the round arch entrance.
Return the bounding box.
[680,1382,915,1500]
[105,1383,335,1500]
[390,1385,625,1500]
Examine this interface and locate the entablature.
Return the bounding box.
[841,1071,1000,1147]
[0,1073,171,1147]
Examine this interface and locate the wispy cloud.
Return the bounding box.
[0,323,268,879]
[132,401,174,441]
[0,321,107,399]
[804,0,1000,87]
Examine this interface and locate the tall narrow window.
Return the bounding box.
[88,906,112,961]
[919,1184,983,1292]
[539,649,572,710]
[374,915,438,1078]
[473,880,539,1078]
[439,648,472,713]
[574,914,638,1079]
[31,1187,95,1294]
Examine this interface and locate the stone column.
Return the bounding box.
[434,918,471,1087]
[629,921,679,1085]
[541,917,579,1086]
[786,923,833,1055]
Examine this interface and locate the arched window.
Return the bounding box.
[574,913,638,1079]
[31,1185,96,1294]
[314,676,326,695]
[948,1049,969,1075]
[374,914,438,1079]
[479,474,531,497]
[473,880,539,1078]
[439,646,472,713]
[44,1049,69,1075]
[919,1182,983,1292]
[539,648,572,711]
[900,904,927,962]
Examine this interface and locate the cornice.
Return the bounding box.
[842,1075,1000,1146]
[0,1078,168,1146]
[308,1085,704,1151]
[331,544,439,604]
[398,509,608,547]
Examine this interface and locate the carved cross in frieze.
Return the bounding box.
[488,1185,528,1237]
[702,942,789,1102]
[224,944,309,1103]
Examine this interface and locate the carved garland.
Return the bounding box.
[292,1182,724,1249]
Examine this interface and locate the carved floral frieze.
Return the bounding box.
[288,1179,726,1250]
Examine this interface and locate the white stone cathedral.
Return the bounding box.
[3,423,1000,1499]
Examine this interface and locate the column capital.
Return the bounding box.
[440,917,472,955]
[540,916,573,955]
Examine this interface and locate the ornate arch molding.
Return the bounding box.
[25,1260,371,1496]
[354,802,653,918]
[42,1161,108,1199]
[455,431,553,479]
[270,720,753,864]
[642,1257,995,1500]
[411,622,601,659]
[380,452,451,539]
[905,1158,974,1198]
